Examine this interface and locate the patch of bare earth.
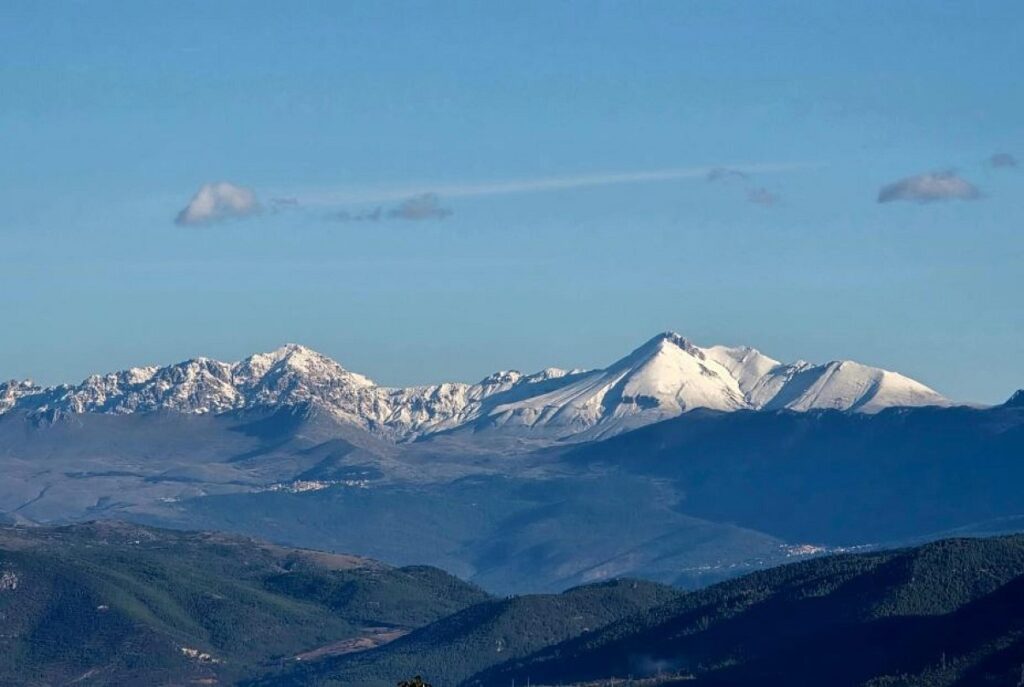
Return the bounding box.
[293,627,410,662]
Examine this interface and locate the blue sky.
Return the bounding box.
[1,1,1022,403]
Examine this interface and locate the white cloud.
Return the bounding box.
[292,162,809,206]
[175,182,261,225]
[174,163,808,225]
[877,171,981,204]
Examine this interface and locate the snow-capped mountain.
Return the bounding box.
[473,333,949,438]
[0,333,951,441]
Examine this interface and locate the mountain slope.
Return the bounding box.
[251,578,682,687]
[171,471,797,594]
[1,398,1021,595]
[564,402,1024,545]
[0,333,952,443]
[0,402,397,522]
[476,535,1024,687]
[0,522,488,686]
[0,402,806,594]
[1004,389,1024,408]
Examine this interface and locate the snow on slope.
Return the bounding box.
[482,333,748,437]
[761,360,948,413]
[703,345,791,407]
[0,333,951,441]
[702,344,949,414]
[0,380,44,414]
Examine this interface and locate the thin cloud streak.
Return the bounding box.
[292,162,810,206]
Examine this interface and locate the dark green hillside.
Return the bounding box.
[6,522,1024,687]
[0,521,488,686]
[479,535,1024,687]
[255,578,682,687]
[263,564,488,629]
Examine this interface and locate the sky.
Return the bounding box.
[1,1,1022,404]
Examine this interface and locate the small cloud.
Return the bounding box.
[747,187,779,207]
[708,167,780,207]
[268,197,300,215]
[706,167,749,183]
[388,193,452,220]
[989,152,1017,168]
[877,171,981,204]
[175,182,261,225]
[328,207,382,222]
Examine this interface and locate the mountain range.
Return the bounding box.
[0,332,951,442]
[1,333,1020,595]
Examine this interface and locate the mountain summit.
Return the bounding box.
[477,332,949,438]
[0,332,950,441]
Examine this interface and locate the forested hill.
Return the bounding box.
[0,521,488,685]
[5,524,1024,687]
[477,535,1024,687]
[255,578,682,686]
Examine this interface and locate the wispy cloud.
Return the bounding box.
[175,182,261,225]
[294,162,807,206]
[706,166,781,207]
[176,163,807,226]
[705,167,749,183]
[989,152,1017,169]
[877,171,981,204]
[747,187,780,207]
[326,194,453,223]
[328,207,382,223]
[389,193,452,220]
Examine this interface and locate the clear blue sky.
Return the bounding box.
[2,1,1022,403]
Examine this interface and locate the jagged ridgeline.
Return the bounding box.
[0,332,950,443]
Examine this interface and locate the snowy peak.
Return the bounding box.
[477,331,949,440]
[753,359,947,414]
[627,331,706,362]
[0,333,953,441]
[703,345,783,389]
[480,333,746,438]
[610,332,745,411]
[238,344,372,383]
[3,346,377,419]
[235,344,376,416]
[0,380,44,414]
[478,370,525,387]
